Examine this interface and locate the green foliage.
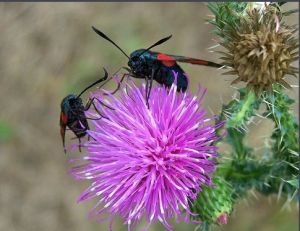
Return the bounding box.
[0,120,14,142]
[192,3,299,229]
[226,89,259,128]
[217,88,261,159]
[207,2,247,40]
[260,84,299,198]
[225,159,273,198]
[207,2,298,41]
[263,84,298,158]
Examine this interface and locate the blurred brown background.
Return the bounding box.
[0,3,298,231]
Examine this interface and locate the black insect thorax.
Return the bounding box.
[128,49,157,77]
[61,94,88,137]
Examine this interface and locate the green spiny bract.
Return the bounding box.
[259,84,299,198]
[190,176,234,225]
[263,84,298,157]
[207,2,248,42]
[226,88,261,128]
[216,88,261,158]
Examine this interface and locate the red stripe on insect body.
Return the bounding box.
[61,112,68,124]
[157,53,176,67]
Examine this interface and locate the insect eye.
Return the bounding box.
[131,56,139,62]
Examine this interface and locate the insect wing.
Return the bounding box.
[60,112,68,153]
[157,53,222,68]
[60,111,68,126]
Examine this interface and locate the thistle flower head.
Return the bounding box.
[217,4,299,92]
[70,75,223,230]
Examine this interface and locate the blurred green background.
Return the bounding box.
[0,2,298,231]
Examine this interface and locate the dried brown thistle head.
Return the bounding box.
[220,5,298,93]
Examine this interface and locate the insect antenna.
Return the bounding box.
[139,35,172,57]
[77,68,108,98]
[92,26,130,59]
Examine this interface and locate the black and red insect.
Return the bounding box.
[60,68,109,153]
[92,26,222,105]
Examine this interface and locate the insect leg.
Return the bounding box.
[84,116,103,120]
[120,69,135,94]
[85,98,108,119]
[87,134,96,141]
[91,101,109,120]
[70,112,102,121]
[83,99,103,120]
[78,137,82,152]
[146,68,155,106]
[144,75,150,108]
[92,97,114,110]
[125,75,132,97]
[86,96,115,116]
[111,67,136,96]
[106,73,128,95]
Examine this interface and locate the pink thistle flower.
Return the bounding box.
[70,74,223,230]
